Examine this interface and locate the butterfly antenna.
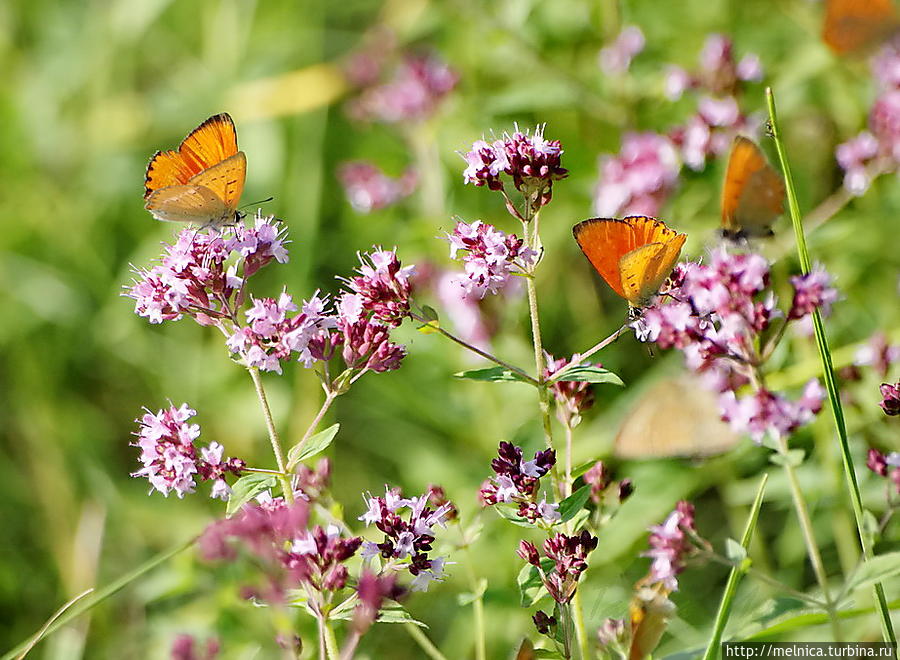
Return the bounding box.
[241,196,274,210]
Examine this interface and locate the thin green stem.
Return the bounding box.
[248,367,294,503]
[564,422,574,498]
[547,325,629,381]
[463,549,487,660]
[703,475,768,660]
[523,213,554,452]
[294,391,338,458]
[778,439,842,640]
[409,311,538,385]
[766,87,896,644]
[322,615,339,659]
[404,622,448,660]
[571,589,589,660]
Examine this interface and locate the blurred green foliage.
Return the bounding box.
[2,0,899,657]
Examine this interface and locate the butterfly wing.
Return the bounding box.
[628,584,674,660]
[144,185,229,224]
[823,0,900,54]
[144,113,239,198]
[617,235,686,307]
[614,377,739,459]
[187,151,247,211]
[573,218,635,299]
[722,136,784,239]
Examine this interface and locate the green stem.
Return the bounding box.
[571,589,590,660]
[409,311,538,385]
[523,216,554,452]
[404,622,448,660]
[703,475,768,660]
[322,616,339,659]
[766,87,896,644]
[777,439,842,640]
[248,367,294,503]
[463,549,487,660]
[294,391,338,458]
[547,325,629,382]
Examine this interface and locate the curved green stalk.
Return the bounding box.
[765,87,896,643]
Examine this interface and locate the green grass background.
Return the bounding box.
[2,0,899,657]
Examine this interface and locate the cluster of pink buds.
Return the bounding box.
[544,353,601,427]
[170,634,220,660]
[583,461,634,507]
[352,570,403,635]
[643,501,700,590]
[131,404,244,500]
[359,487,454,592]
[347,52,458,124]
[634,249,833,443]
[598,25,645,75]
[342,248,415,327]
[836,42,900,194]
[593,131,681,217]
[518,531,598,603]
[126,215,289,325]
[462,125,568,212]
[866,448,900,493]
[286,525,363,593]
[337,161,417,214]
[855,332,900,379]
[479,442,559,524]
[445,220,536,299]
[664,34,763,170]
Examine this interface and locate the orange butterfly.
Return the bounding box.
[628,581,674,660]
[822,0,900,55]
[144,113,246,228]
[720,136,785,241]
[573,216,687,307]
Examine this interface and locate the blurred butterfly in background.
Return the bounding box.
[720,136,785,241]
[573,216,687,308]
[614,376,738,459]
[144,113,247,229]
[822,0,900,55]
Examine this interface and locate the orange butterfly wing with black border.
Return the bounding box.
[143,113,246,227]
[574,216,686,306]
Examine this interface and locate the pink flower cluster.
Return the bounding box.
[126,216,289,325]
[643,501,697,590]
[855,332,900,378]
[583,461,634,507]
[836,43,900,194]
[544,353,600,426]
[337,161,417,214]
[462,125,568,210]
[479,441,559,524]
[348,52,458,124]
[359,487,454,592]
[866,448,900,493]
[132,404,244,500]
[593,131,681,218]
[219,248,411,376]
[226,292,335,373]
[171,635,220,660]
[665,34,762,170]
[635,249,833,443]
[598,25,645,75]
[879,382,900,416]
[517,531,599,603]
[445,220,536,299]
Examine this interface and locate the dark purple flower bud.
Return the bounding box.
[532,610,557,636]
[618,479,635,503]
[879,382,900,415]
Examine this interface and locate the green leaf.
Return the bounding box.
[494,505,535,528]
[226,473,277,517]
[533,649,566,659]
[420,305,439,322]
[769,449,805,467]
[844,552,900,595]
[328,599,427,627]
[454,366,531,384]
[286,423,339,470]
[549,364,624,386]
[557,485,591,523]
[517,558,554,607]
